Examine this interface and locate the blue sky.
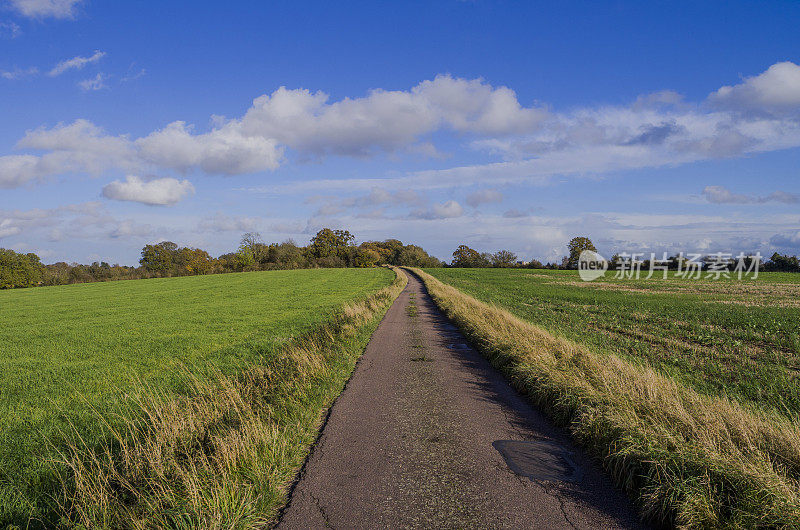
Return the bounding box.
[1,0,799,264]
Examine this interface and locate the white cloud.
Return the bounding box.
[413,75,545,135]
[4,63,800,199]
[0,154,44,188]
[239,75,546,156]
[709,62,800,114]
[702,185,799,204]
[136,121,283,175]
[18,120,131,160]
[10,0,82,18]
[466,188,503,207]
[102,176,195,206]
[262,63,800,195]
[78,72,108,91]
[0,120,137,186]
[49,50,105,77]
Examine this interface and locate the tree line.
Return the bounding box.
[0,229,442,289]
[449,237,800,273]
[2,233,799,289]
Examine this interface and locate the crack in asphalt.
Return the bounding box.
[543,483,580,530]
[309,492,334,529]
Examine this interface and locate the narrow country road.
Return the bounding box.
[277,270,643,529]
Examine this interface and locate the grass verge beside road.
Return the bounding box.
[1,267,403,527]
[410,267,800,528]
[423,268,800,419]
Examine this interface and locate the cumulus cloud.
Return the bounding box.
[466,188,503,207]
[136,121,283,175]
[709,61,800,114]
[18,120,129,157]
[49,50,105,77]
[4,63,800,196]
[102,176,195,206]
[238,75,546,156]
[0,120,138,187]
[702,185,799,204]
[0,155,44,188]
[10,0,82,18]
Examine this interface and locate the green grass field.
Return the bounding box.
[424,269,800,418]
[0,268,394,526]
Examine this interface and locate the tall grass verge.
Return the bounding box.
[409,268,800,528]
[49,267,407,528]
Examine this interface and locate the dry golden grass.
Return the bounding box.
[51,267,407,528]
[409,267,800,528]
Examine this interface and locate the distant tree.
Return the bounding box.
[235,246,256,271]
[140,241,179,274]
[397,244,442,267]
[491,250,518,268]
[0,249,43,288]
[240,232,267,263]
[452,245,490,267]
[267,240,306,269]
[354,248,381,268]
[179,248,213,275]
[216,252,239,272]
[378,239,405,264]
[307,228,355,260]
[566,236,597,269]
[767,252,800,272]
[526,259,544,269]
[315,255,347,268]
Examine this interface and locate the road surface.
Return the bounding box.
[277,270,643,529]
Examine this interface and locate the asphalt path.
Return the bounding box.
[277,270,643,529]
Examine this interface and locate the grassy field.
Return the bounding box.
[418,268,800,527]
[0,268,395,526]
[424,268,800,418]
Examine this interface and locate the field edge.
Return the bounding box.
[50,266,408,528]
[407,267,800,528]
